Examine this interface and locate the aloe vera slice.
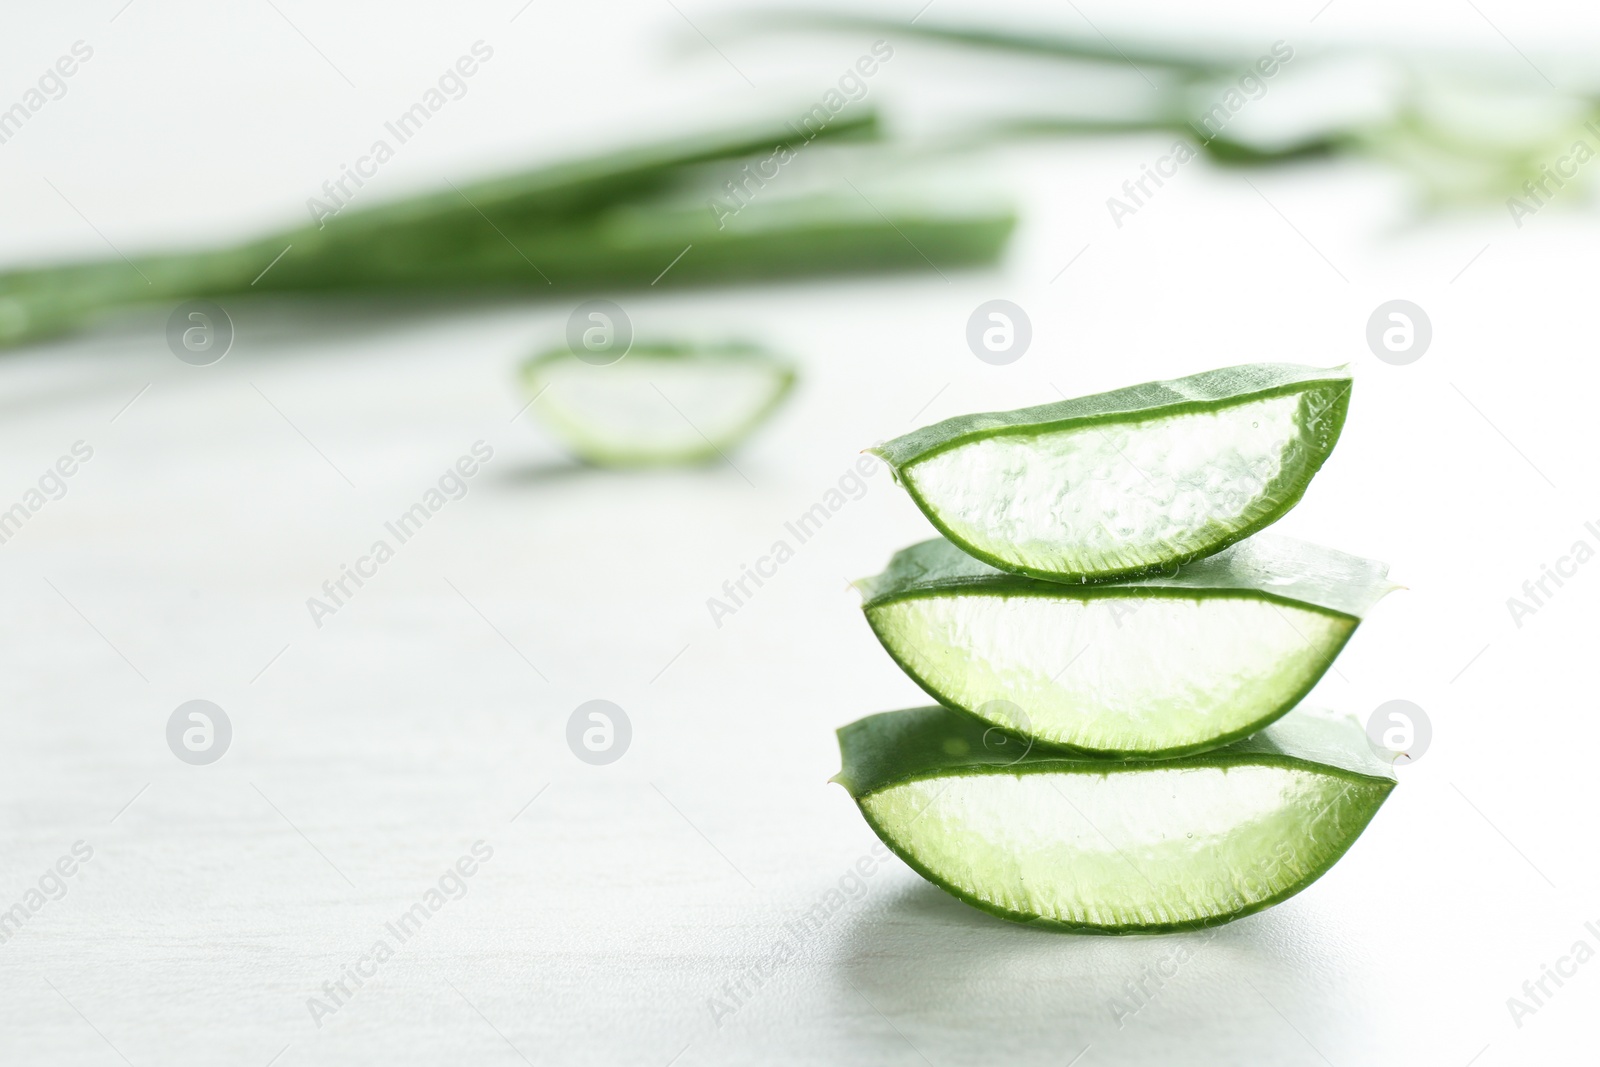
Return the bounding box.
[857,533,1395,757]
[835,704,1395,933]
[521,342,794,466]
[870,363,1352,583]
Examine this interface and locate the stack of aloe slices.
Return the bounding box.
[836,362,1399,933]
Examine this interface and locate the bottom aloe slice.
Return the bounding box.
[835,705,1395,933]
[521,342,794,466]
[857,533,1397,757]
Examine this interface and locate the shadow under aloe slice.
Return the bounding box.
[834,704,1395,933]
[521,342,795,467]
[869,362,1352,584]
[856,533,1397,757]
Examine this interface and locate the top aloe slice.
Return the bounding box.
[857,533,1396,757]
[869,363,1352,584]
[835,703,1395,933]
[522,342,795,466]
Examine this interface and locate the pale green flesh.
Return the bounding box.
[863,765,1379,928]
[902,392,1305,577]
[871,593,1351,753]
[527,356,788,465]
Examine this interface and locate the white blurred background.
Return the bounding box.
[2,1,1598,1064]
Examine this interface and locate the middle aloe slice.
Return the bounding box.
[857,533,1395,757]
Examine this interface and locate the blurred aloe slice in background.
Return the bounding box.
[857,534,1395,757]
[871,363,1351,584]
[522,342,795,467]
[835,704,1396,933]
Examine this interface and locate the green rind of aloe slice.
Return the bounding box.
[868,363,1353,584]
[856,533,1397,757]
[834,704,1395,934]
[521,342,796,467]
